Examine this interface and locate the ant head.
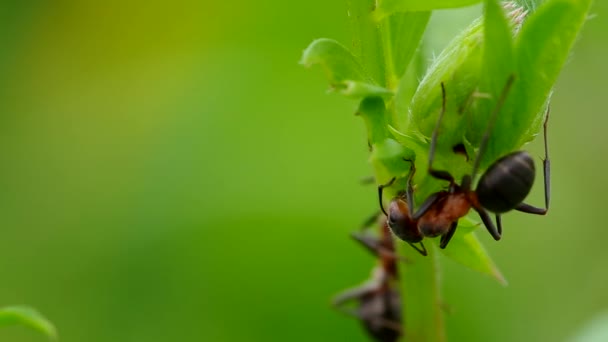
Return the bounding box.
[387,198,423,243]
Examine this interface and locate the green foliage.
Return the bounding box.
[300,39,392,99]
[512,0,593,149]
[437,217,506,285]
[375,0,482,20]
[387,12,430,80]
[477,0,593,167]
[302,0,590,340]
[0,306,57,340]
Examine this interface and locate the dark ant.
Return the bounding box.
[380,75,550,253]
[333,215,402,342]
[378,161,430,256]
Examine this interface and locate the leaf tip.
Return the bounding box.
[492,266,508,286]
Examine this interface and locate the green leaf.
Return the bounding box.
[385,12,431,82]
[409,18,484,141]
[485,0,592,159]
[465,0,516,159]
[375,0,482,20]
[513,0,539,12]
[438,218,507,285]
[348,0,386,85]
[0,306,57,340]
[357,97,415,183]
[358,96,390,144]
[393,51,424,131]
[300,38,392,99]
[514,0,592,145]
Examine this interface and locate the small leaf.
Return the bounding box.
[341,81,393,98]
[466,0,516,160]
[0,306,57,340]
[357,98,416,185]
[387,11,431,80]
[514,0,592,143]
[375,0,482,20]
[409,18,484,141]
[438,220,507,285]
[486,0,592,158]
[301,38,392,99]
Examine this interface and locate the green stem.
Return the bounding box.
[347,0,385,86]
[400,243,445,342]
[377,13,446,342]
[358,97,388,144]
[379,21,399,91]
[348,2,446,341]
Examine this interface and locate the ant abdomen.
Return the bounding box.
[476,151,536,213]
[360,289,402,342]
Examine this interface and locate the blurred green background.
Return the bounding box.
[0,1,606,341]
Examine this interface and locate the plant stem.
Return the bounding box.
[379,21,399,91]
[347,0,385,86]
[348,1,446,341]
[400,243,445,342]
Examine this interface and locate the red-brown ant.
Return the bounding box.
[333,215,402,342]
[380,75,550,253]
[378,162,430,256]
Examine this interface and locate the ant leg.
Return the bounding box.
[412,192,443,220]
[439,220,458,249]
[359,211,381,231]
[474,206,501,240]
[333,285,375,308]
[471,75,516,179]
[360,175,375,185]
[515,105,551,215]
[427,83,456,184]
[407,241,427,256]
[403,159,416,215]
[333,267,386,307]
[369,317,403,334]
[351,232,410,264]
[378,177,397,216]
[334,304,403,334]
[515,203,547,215]
[496,214,502,236]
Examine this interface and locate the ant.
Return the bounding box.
[333,214,402,342]
[378,161,429,256]
[380,75,550,253]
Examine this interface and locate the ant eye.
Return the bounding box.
[387,213,396,226]
[388,208,403,227]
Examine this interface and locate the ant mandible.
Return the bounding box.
[380,75,550,253]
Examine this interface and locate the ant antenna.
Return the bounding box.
[471,74,516,180]
[378,177,396,216]
[428,83,447,168]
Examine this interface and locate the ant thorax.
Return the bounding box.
[417,192,471,238]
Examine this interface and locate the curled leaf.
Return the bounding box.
[301,38,392,99]
[0,306,57,340]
